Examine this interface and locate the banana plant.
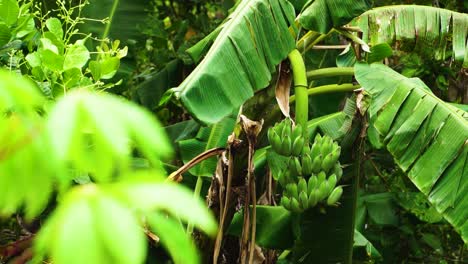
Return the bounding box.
[165,0,467,263]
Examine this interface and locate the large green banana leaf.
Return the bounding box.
[355,63,468,243]
[298,0,372,33]
[353,6,468,67]
[174,0,296,124]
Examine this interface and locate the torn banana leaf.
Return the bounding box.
[174,0,296,124]
[298,0,372,34]
[353,6,468,67]
[356,63,468,243]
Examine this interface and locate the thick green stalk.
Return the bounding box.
[288,49,308,139]
[306,67,355,80]
[289,84,360,103]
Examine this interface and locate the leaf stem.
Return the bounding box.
[307,67,355,80]
[289,83,360,103]
[288,49,308,139]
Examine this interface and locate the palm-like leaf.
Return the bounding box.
[355,63,468,243]
[353,6,468,67]
[174,0,296,124]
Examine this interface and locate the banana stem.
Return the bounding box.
[306,67,355,80]
[287,49,308,140]
[289,84,360,104]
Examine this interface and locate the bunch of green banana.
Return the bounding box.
[301,134,342,176]
[280,174,344,212]
[268,119,304,157]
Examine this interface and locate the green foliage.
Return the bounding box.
[354,5,468,67]
[356,62,468,243]
[1,0,467,263]
[299,0,372,33]
[174,0,297,124]
[0,0,126,98]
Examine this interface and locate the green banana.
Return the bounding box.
[320,136,332,156]
[333,163,343,181]
[286,183,299,201]
[327,186,343,205]
[291,124,302,142]
[321,153,335,173]
[294,157,302,176]
[307,176,318,195]
[308,189,319,207]
[310,142,321,159]
[281,119,292,139]
[314,133,323,145]
[327,174,337,196]
[274,121,284,138]
[281,196,291,210]
[318,181,329,201]
[330,147,341,165]
[298,178,307,194]
[302,144,310,157]
[311,154,322,174]
[291,136,305,156]
[290,197,302,213]
[281,136,292,156]
[302,154,313,175]
[268,129,282,154]
[299,191,309,210]
[317,171,326,186]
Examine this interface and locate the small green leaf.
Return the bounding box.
[45,18,64,39]
[0,0,19,26]
[39,49,64,71]
[25,52,41,67]
[99,57,120,79]
[63,43,90,70]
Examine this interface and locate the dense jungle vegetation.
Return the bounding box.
[0,0,467,263]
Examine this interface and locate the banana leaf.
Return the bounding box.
[174,0,296,124]
[132,59,184,110]
[353,6,468,67]
[355,62,468,243]
[298,0,372,34]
